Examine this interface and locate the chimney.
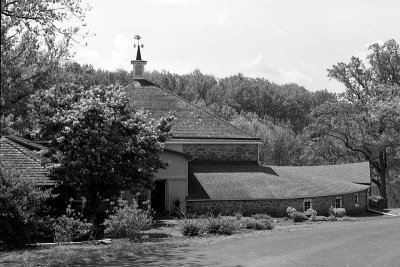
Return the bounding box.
[131,35,147,79]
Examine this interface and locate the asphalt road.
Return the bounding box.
[102,217,400,267]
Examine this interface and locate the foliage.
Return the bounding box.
[0,163,53,249]
[243,218,274,230]
[251,213,273,220]
[0,0,90,134]
[53,198,93,244]
[286,206,297,218]
[29,84,174,218]
[308,39,400,208]
[328,206,346,218]
[176,215,202,237]
[204,217,241,235]
[291,212,309,222]
[103,199,153,240]
[305,209,317,221]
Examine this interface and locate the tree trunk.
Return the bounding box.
[377,150,389,209]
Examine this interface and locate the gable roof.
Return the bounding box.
[124,81,259,141]
[189,162,370,200]
[0,136,55,186]
[270,162,371,185]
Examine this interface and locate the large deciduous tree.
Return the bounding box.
[29,84,174,220]
[309,39,400,208]
[1,0,89,134]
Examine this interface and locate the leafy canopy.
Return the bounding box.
[29,84,174,207]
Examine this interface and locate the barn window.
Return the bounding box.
[355,193,359,205]
[335,196,342,208]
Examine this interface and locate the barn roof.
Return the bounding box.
[0,136,55,186]
[188,162,370,200]
[124,81,259,141]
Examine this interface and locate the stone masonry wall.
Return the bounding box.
[187,190,368,216]
[182,144,258,161]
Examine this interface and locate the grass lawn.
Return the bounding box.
[0,212,394,266]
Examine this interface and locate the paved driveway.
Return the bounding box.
[102,217,400,267]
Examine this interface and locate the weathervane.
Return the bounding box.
[134,35,144,48]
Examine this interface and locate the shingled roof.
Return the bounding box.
[189,162,370,200]
[270,162,371,185]
[0,136,55,186]
[124,81,259,141]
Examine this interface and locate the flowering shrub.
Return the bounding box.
[328,206,346,218]
[53,198,93,244]
[103,198,153,240]
[305,209,318,221]
[286,207,297,218]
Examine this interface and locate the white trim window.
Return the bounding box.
[335,196,343,208]
[303,199,312,211]
[355,193,359,205]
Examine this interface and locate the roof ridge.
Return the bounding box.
[2,137,43,165]
[146,82,259,140]
[266,161,369,168]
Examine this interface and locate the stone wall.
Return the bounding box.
[187,190,368,216]
[183,144,258,161]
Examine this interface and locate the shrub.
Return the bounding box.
[0,164,54,249]
[305,209,317,222]
[286,207,297,218]
[205,217,241,235]
[291,212,309,222]
[328,206,346,218]
[251,213,272,220]
[53,198,93,244]
[103,198,153,240]
[244,218,274,230]
[176,215,202,236]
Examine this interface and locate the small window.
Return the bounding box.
[335,196,342,208]
[303,199,312,211]
[355,193,359,205]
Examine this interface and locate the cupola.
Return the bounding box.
[131,35,147,79]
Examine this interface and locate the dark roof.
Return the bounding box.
[270,162,371,185]
[0,137,55,186]
[124,82,259,141]
[188,162,370,200]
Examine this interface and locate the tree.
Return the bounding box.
[309,39,400,208]
[0,163,53,249]
[231,112,305,166]
[29,84,174,221]
[1,0,89,134]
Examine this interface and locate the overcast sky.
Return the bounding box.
[71,0,400,93]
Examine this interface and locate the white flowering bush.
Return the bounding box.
[29,84,174,221]
[328,206,346,218]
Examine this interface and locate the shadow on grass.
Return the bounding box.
[84,246,217,267]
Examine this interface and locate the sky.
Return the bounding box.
[70,0,400,93]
